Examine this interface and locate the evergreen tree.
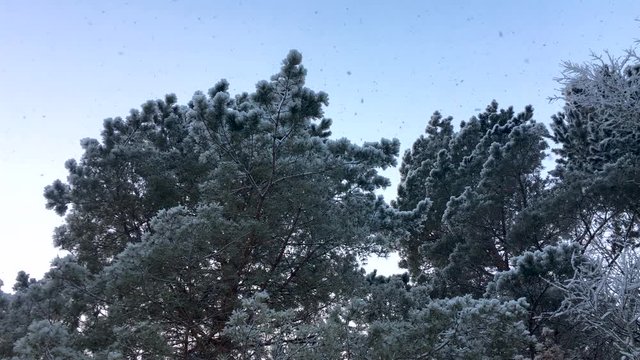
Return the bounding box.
[0,281,13,357]
[485,243,618,359]
[0,259,90,360]
[39,50,399,358]
[44,92,206,273]
[224,272,534,359]
[396,102,549,296]
[4,44,638,359]
[556,246,640,358]
[10,320,86,360]
[540,49,640,360]
[550,50,640,259]
[393,112,454,276]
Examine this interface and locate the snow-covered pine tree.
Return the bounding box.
[551,50,640,258]
[396,102,549,296]
[546,49,640,359]
[36,50,399,358]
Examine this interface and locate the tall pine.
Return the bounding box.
[38,50,399,358]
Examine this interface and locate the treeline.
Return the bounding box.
[1,48,639,359]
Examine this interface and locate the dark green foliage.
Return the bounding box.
[44,92,206,273]
[34,50,399,358]
[550,53,640,254]
[539,51,640,358]
[485,243,615,358]
[224,272,533,359]
[3,47,639,359]
[396,101,550,296]
[0,259,91,359]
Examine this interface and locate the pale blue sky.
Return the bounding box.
[1,1,639,287]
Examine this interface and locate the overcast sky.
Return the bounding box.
[1,0,639,288]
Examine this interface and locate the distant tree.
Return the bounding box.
[0,273,38,359]
[0,281,12,357]
[393,112,454,276]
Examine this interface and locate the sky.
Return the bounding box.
[0,0,639,289]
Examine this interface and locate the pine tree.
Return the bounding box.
[396,102,549,296]
[550,50,640,259]
[540,49,640,360]
[0,259,90,360]
[40,50,399,358]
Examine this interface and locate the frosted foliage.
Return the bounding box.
[542,48,640,359]
[9,320,85,360]
[557,247,640,358]
[399,102,549,296]
[33,50,400,358]
[552,50,640,173]
[363,296,533,359]
[223,275,533,359]
[6,41,639,359]
[556,50,640,132]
